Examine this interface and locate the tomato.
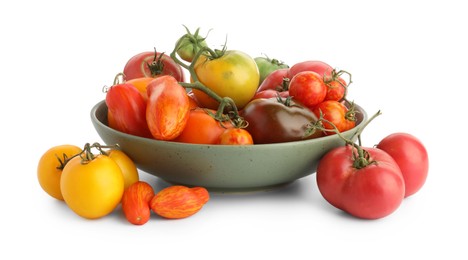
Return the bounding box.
[289,71,327,109]
[241,97,323,144]
[123,50,185,82]
[192,50,260,110]
[288,60,334,78]
[377,133,429,198]
[174,108,233,144]
[126,77,154,100]
[256,68,290,92]
[61,154,125,219]
[313,100,356,134]
[37,145,82,200]
[218,128,254,145]
[254,56,289,84]
[146,76,190,140]
[324,73,347,102]
[175,27,208,62]
[316,145,405,219]
[105,83,152,138]
[251,89,289,101]
[107,149,139,190]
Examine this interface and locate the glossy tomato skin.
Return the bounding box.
[324,76,347,101]
[193,50,259,110]
[313,100,355,134]
[256,68,290,92]
[288,60,334,78]
[106,83,152,138]
[317,146,405,219]
[146,76,190,140]
[251,89,289,101]
[289,71,327,109]
[123,51,185,82]
[241,98,323,144]
[174,108,233,144]
[377,133,429,198]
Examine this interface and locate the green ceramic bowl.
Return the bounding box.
[91,100,367,192]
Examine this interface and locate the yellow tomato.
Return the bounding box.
[107,149,139,190]
[37,145,82,200]
[60,155,124,219]
[126,77,154,100]
[193,50,259,110]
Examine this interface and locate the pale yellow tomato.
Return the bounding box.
[37,145,82,200]
[60,155,124,219]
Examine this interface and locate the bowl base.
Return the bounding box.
[165,180,296,194]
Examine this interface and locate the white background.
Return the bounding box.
[1,0,466,259]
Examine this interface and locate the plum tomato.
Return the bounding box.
[123,49,185,82]
[241,97,323,144]
[288,60,334,79]
[105,83,152,138]
[377,133,429,198]
[174,108,233,144]
[192,50,259,110]
[256,68,290,93]
[218,128,254,145]
[316,145,405,219]
[288,71,327,109]
[313,100,356,134]
[146,76,190,140]
[254,56,289,84]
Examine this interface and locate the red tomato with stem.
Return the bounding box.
[123,49,185,82]
[289,71,327,109]
[105,83,152,138]
[317,145,405,219]
[146,76,190,140]
[251,89,289,101]
[377,133,429,198]
[256,68,290,92]
[313,100,356,134]
[288,60,334,78]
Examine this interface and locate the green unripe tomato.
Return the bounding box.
[176,33,208,62]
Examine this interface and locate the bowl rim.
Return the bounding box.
[91,100,368,148]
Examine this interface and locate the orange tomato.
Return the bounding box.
[126,77,154,100]
[218,128,254,145]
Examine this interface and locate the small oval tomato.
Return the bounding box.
[254,56,289,84]
[377,133,429,198]
[61,155,125,219]
[313,100,356,134]
[105,83,152,138]
[218,128,254,145]
[289,71,327,109]
[146,76,190,140]
[37,145,82,200]
[241,97,323,144]
[193,50,260,110]
[256,68,290,93]
[107,149,139,190]
[123,50,185,82]
[174,108,233,144]
[288,60,334,78]
[317,146,405,219]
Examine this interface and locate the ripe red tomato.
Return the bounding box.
[218,128,254,145]
[251,89,289,101]
[324,74,347,101]
[317,146,405,219]
[123,50,185,82]
[288,60,334,79]
[174,108,233,144]
[146,76,190,140]
[313,100,355,134]
[377,133,429,198]
[241,97,323,144]
[288,71,327,109]
[105,83,152,138]
[256,68,290,92]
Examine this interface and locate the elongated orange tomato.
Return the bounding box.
[146,76,190,140]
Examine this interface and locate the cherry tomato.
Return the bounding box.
[105,83,152,138]
[313,100,356,134]
[254,56,289,84]
[256,68,290,92]
[174,108,233,144]
[317,146,405,219]
[37,145,82,200]
[289,71,327,109]
[241,97,323,144]
[175,27,208,62]
[146,76,190,140]
[377,133,429,198]
[61,154,125,219]
[193,50,259,110]
[123,50,185,82]
[288,60,334,78]
[218,128,254,145]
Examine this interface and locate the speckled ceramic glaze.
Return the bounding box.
[91,100,367,192]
